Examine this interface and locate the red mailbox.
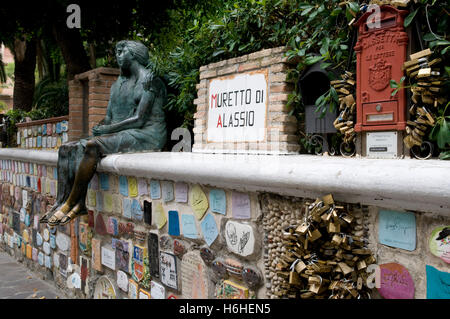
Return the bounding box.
[354,5,409,132]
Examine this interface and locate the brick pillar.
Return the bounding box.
[193,47,300,154]
[68,67,119,141]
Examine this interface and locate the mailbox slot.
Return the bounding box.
[363,100,397,126]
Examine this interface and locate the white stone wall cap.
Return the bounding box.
[1,148,449,213]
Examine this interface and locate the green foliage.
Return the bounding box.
[315,85,339,118]
[32,76,69,118]
[145,0,357,129]
[429,102,450,159]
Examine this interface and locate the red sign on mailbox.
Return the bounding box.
[354,5,409,132]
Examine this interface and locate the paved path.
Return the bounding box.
[0,250,64,299]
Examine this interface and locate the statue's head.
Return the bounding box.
[115,40,149,69]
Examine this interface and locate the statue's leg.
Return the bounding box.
[40,142,79,223]
[48,140,100,226]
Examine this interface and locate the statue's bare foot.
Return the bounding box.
[59,202,88,226]
[47,203,72,226]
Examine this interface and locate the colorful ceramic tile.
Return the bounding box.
[132,244,147,283]
[378,263,415,299]
[95,213,108,236]
[61,120,68,132]
[44,255,52,269]
[190,185,208,220]
[50,234,56,249]
[225,220,255,256]
[128,177,138,197]
[426,265,450,299]
[162,181,174,202]
[168,210,180,236]
[59,253,68,277]
[148,233,159,278]
[79,222,92,255]
[55,232,70,251]
[175,182,188,203]
[93,276,117,299]
[101,246,116,270]
[216,280,249,299]
[181,251,209,299]
[104,193,113,213]
[428,226,450,263]
[181,214,198,239]
[151,280,165,299]
[200,213,218,246]
[92,238,103,271]
[96,191,104,211]
[160,252,178,290]
[89,174,99,190]
[131,199,143,221]
[115,240,129,273]
[210,189,226,215]
[379,210,416,251]
[153,202,167,229]
[150,180,161,199]
[55,122,62,134]
[137,178,148,196]
[128,279,138,299]
[123,198,132,219]
[143,200,152,225]
[107,217,119,236]
[139,289,151,299]
[99,173,109,191]
[87,189,96,208]
[119,176,128,196]
[117,270,128,292]
[232,192,251,219]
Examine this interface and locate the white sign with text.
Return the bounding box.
[207,71,268,142]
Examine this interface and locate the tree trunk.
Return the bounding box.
[52,24,91,80]
[12,38,36,112]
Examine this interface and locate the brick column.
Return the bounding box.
[68,67,119,141]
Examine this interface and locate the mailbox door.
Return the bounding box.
[363,100,398,128]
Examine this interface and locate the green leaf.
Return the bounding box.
[331,8,342,17]
[389,80,398,88]
[441,46,449,55]
[301,7,314,16]
[212,49,225,57]
[429,123,439,141]
[348,2,359,14]
[391,88,399,96]
[423,33,438,41]
[437,119,450,149]
[404,8,419,28]
[315,93,325,106]
[439,150,450,160]
[304,55,323,65]
[330,86,339,102]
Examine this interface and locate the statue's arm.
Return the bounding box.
[95,89,155,135]
[92,88,114,136]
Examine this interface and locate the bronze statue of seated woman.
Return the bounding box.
[40,40,167,226]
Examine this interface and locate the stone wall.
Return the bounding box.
[0,157,266,299]
[193,47,300,154]
[0,154,449,299]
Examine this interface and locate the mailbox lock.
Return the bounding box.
[376,103,382,112]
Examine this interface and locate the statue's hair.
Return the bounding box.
[116,40,149,67]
